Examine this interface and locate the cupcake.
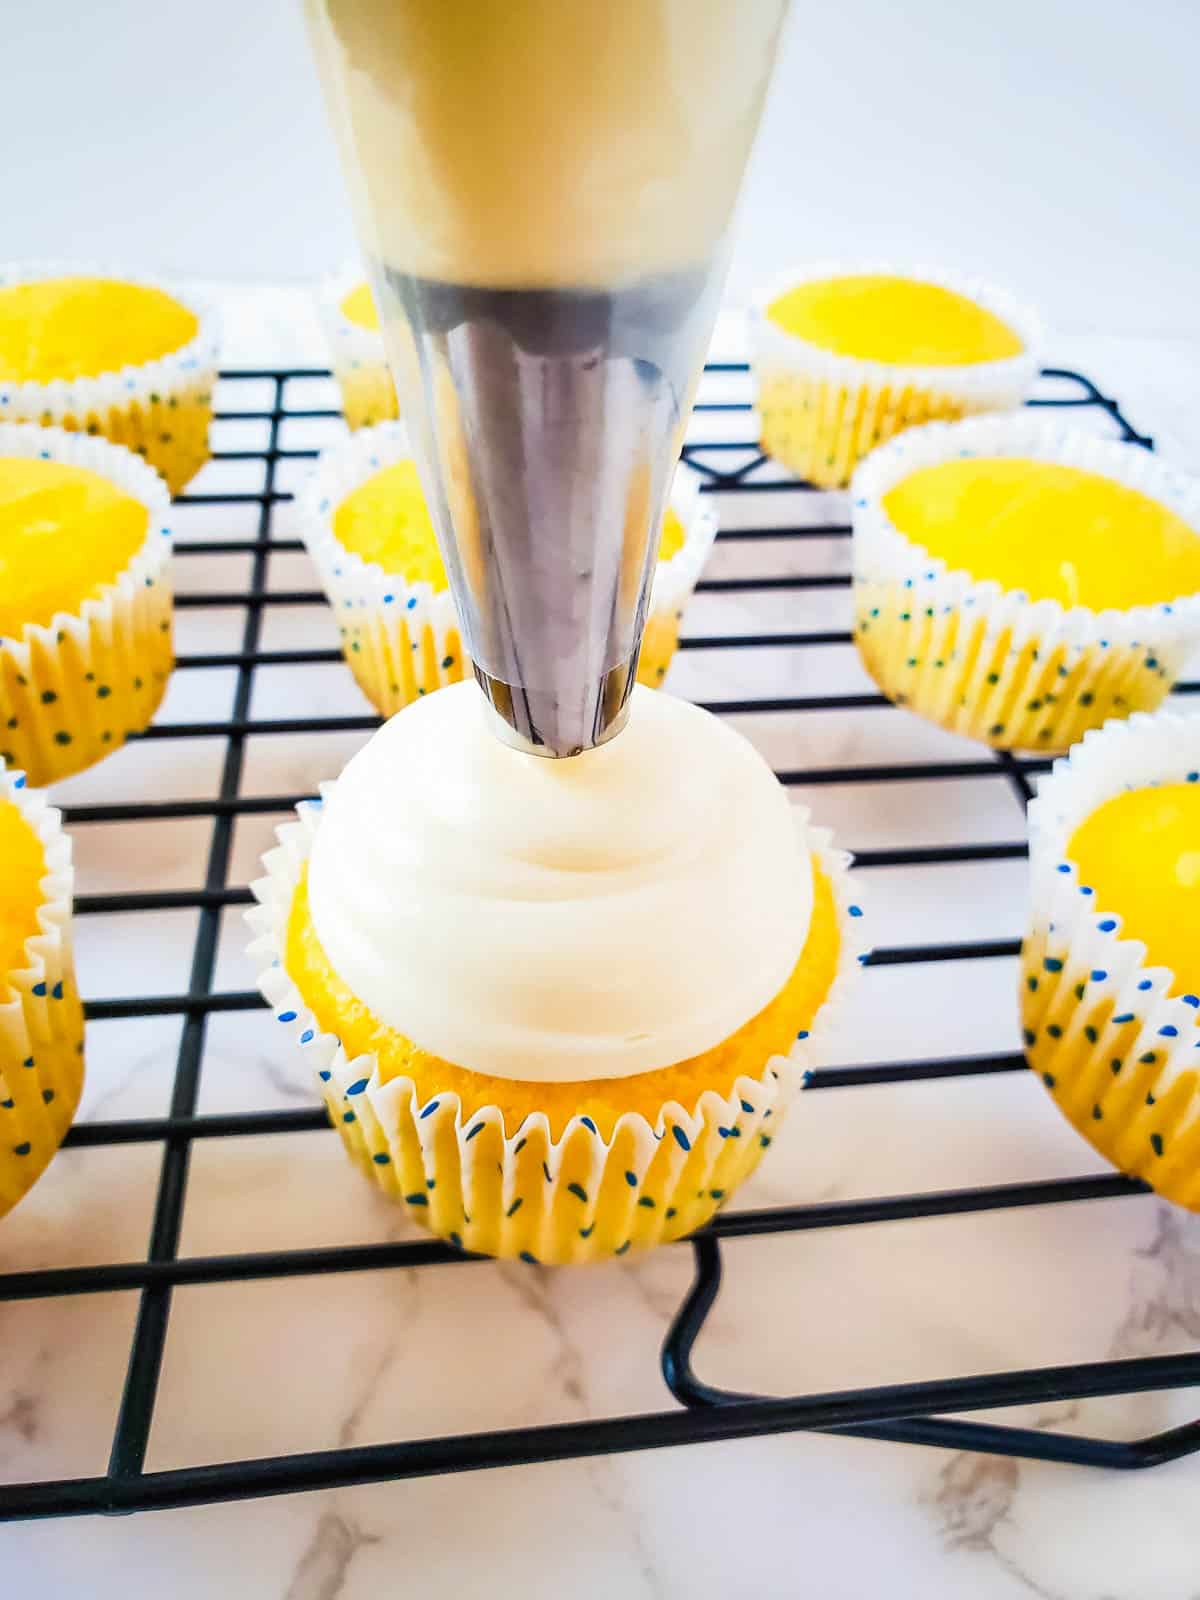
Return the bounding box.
[248,683,858,1264]
[750,266,1041,487]
[0,423,174,786]
[316,267,400,430]
[0,761,83,1218]
[299,423,718,716]
[851,415,1200,754]
[0,265,218,494]
[1024,711,1200,1208]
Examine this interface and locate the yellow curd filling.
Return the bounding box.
[767,275,1023,366]
[0,457,149,638]
[286,858,841,1140]
[339,281,380,332]
[1068,783,1200,998]
[333,458,687,585]
[0,277,199,384]
[0,800,46,985]
[883,459,1200,610]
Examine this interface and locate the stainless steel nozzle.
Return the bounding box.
[372,263,725,756]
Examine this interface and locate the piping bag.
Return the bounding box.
[306,0,788,754]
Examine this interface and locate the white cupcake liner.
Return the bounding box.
[297,421,719,716]
[0,422,174,786]
[246,793,862,1264]
[850,414,1200,753]
[315,264,399,430]
[0,261,219,491]
[749,262,1042,487]
[0,760,83,1217]
[1023,711,1200,1206]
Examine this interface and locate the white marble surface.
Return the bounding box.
[2,291,1200,1596]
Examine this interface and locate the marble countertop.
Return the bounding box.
[2,291,1200,1598]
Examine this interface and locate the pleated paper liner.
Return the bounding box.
[0,762,84,1218]
[0,423,174,787]
[851,414,1200,754]
[297,421,719,718]
[316,265,399,431]
[1024,711,1200,1208]
[0,261,218,494]
[248,795,861,1264]
[749,263,1042,488]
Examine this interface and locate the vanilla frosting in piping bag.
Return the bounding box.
[307,684,813,1081]
[304,0,788,756]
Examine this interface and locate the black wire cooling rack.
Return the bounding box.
[1,358,1198,1525]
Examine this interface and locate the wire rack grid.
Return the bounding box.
[0,358,1197,1524]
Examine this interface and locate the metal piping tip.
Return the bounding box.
[372,263,726,757]
[473,657,636,758]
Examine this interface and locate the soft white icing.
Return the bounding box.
[305,0,787,288]
[307,682,813,1081]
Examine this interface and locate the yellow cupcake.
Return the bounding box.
[0,761,84,1218]
[0,423,173,786]
[248,686,860,1264]
[299,422,718,716]
[750,266,1040,487]
[316,267,399,430]
[1023,712,1200,1209]
[852,415,1200,753]
[0,266,218,494]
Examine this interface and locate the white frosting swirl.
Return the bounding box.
[307,683,812,1081]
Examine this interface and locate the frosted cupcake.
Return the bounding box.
[299,422,718,715]
[0,423,173,786]
[0,265,218,493]
[249,683,858,1264]
[750,267,1041,487]
[316,268,399,430]
[0,761,83,1218]
[1024,711,1200,1208]
[852,415,1200,753]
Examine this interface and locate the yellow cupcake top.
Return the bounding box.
[767,275,1023,366]
[1069,783,1200,998]
[883,458,1200,610]
[333,458,687,585]
[0,798,47,984]
[0,457,150,637]
[0,277,199,385]
[339,281,381,332]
